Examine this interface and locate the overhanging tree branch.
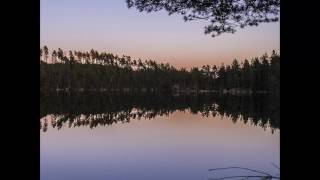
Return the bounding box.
[126,0,280,37]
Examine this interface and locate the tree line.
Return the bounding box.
[40,46,280,93]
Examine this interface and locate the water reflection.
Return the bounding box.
[41,93,279,180]
[40,93,279,132]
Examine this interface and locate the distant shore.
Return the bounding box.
[41,88,274,95]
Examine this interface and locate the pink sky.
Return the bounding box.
[41,0,279,69]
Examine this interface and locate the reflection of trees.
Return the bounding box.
[40,93,279,132]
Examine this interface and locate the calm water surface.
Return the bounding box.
[40,94,279,180]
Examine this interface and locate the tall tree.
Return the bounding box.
[69,50,75,63]
[51,50,57,64]
[40,48,43,62]
[212,65,218,89]
[231,59,240,88]
[242,59,251,89]
[43,46,49,63]
[57,48,64,63]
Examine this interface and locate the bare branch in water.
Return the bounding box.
[208,166,280,180]
[209,175,280,180]
[270,162,280,170]
[208,167,272,176]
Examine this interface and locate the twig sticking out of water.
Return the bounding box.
[209,175,279,180]
[209,167,272,176]
[270,162,280,170]
[208,166,280,180]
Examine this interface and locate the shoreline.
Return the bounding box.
[41,88,274,95]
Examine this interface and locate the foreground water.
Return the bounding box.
[40,93,279,180]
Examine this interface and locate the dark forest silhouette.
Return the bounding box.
[40,93,279,132]
[40,46,280,94]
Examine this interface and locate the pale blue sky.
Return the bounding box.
[41,0,280,68]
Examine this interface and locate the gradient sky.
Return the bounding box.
[40,0,280,68]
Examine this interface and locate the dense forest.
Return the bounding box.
[40,46,280,94]
[40,93,279,132]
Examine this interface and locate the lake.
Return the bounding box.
[40,93,279,180]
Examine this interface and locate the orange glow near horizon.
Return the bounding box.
[41,0,279,69]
